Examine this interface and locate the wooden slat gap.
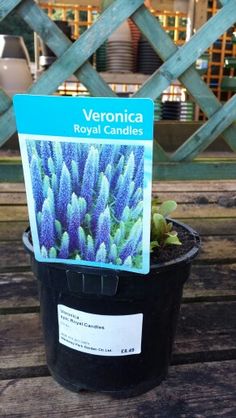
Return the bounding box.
[0,306,40,315]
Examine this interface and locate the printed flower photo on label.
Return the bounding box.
[27,140,144,269]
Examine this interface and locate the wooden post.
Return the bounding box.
[194,0,208,30]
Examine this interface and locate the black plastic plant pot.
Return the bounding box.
[23,220,200,398]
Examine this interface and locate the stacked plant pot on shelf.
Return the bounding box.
[162,101,180,120]
[153,100,195,122]
[106,21,134,73]
[154,99,162,121]
[161,101,195,121]
[128,19,141,72]
[137,35,163,75]
[179,101,195,121]
[96,41,107,72]
[0,34,32,96]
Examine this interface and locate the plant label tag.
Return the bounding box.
[58,304,143,356]
[14,95,154,274]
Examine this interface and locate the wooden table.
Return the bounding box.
[1,180,236,417]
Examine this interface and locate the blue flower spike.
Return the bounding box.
[57,163,72,226]
[30,154,44,212]
[40,198,55,250]
[95,243,107,263]
[59,232,69,259]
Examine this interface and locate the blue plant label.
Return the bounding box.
[14,95,154,274]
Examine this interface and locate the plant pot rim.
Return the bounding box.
[150,218,200,271]
[23,219,200,277]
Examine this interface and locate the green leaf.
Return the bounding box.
[49,247,57,258]
[158,200,177,217]
[166,231,178,237]
[150,241,159,252]
[152,213,166,242]
[166,222,173,232]
[164,235,182,246]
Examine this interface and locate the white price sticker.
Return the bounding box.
[58,304,143,356]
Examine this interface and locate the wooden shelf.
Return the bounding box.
[99,72,149,85]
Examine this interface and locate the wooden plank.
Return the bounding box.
[0,0,22,20]
[99,72,148,84]
[193,0,208,30]
[0,271,38,309]
[1,203,236,222]
[0,221,28,241]
[153,161,236,180]
[175,301,236,358]
[179,218,236,236]
[171,95,236,161]
[1,218,236,242]
[180,204,233,219]
[0,183,25,192]
[2,190,236,205]
[198,236,236,263]
[0,190,229,205]
[1,180,235,193]
[2,160,236,182]
[0,206,28,221]
[0,313,45,370]
[1,301,236,370]
[151,0,188,12]
[1,159,236,182]
[153,191,236,204]
[0,192,26,205]
[1,263,236,310]
[153,180,236,192]
[0,361,236,418]
[1,360,236,417]
[184,263,236,301]
[132,6,236,151]
[0,242,30,270]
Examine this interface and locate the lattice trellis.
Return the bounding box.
[0,0,236,180]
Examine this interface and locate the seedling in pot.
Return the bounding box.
[151,200,182,251]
